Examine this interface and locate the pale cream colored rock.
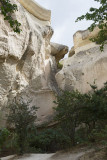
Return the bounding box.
[69,46,75,57]
[0,0,57,126]
[56,28,107,93]
[17,0,51,22]
[1,0,106,128]
[73,27,99,53]
[51,42,68,63]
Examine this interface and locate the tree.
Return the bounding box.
[76,0,107,51]
[81,82,107,127]
[0,0,21,33]
[7,101,38,155]
[54,82,107,146]
[54,90,84,146]
[0,128,10,156]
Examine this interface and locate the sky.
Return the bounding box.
[35,0,100,50]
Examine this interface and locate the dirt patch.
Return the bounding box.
[79,148,107,160]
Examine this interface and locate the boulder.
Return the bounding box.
[51,42,68,63]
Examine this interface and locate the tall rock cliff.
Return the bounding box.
[56,28,107,93]
[0,0,107,127]
[0,0,68,126]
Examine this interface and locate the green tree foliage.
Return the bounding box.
[1,83,107,155]
[76,0,107,51]
[54,82,107,146]
[28,128,71,153]
[54,90,84,146]
[80,82,107,126]
[0,128,10,154]
[0,0,21,33]
[7,101,38,155]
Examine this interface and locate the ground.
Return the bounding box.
[1,146,107,160]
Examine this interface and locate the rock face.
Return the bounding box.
[0,0,60,126]
[1,0,107,127]
[56,29,107,93]
[73,27,100,54]
[51,42,68,63]
[69,46,75,57]
[17,0,51,22]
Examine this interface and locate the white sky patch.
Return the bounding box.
[52,25,66,43]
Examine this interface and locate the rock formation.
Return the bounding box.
[56,28,107,93]
[17,0,51,22]
[51,42,68,63]
[0,0,107,127]
[0,0,68,126]
[69,46,75,57]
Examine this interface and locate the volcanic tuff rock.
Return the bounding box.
[17,0,51,22]
[0,0,107,126]
[0,0,68,126]
[51,42,68,63]
[56,29,107,93]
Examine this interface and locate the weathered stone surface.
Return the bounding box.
[51,42,68,63]
[0,0,57,126]
[1,0,106,127]
[17,0,51,22]
[56,29,107,93]
[73,27,99,54]
[69,46,75,57]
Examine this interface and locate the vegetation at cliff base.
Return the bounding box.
[21,81,107,153]
[0,128,10,155]
[0,0,21,33]
[76,0,107,51]
[1,83,107,156]
[54,82,107,146]
[7,101,38,155]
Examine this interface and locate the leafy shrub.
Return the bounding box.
[54,90,85,146]
[54,82,107,146]
[57,63,63,70]
[7,101,38,155]
[0,128,10,153]
[0,0,21,33]
[2,82,107,155]
[28,128,71,153]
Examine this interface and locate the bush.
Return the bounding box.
[28,128,71,153]
[54,82,107,146]
[7,101,38,155]
[0,128,10,154]
[0,0,21,33]
[57,63,63,70]
[2,82,107,155]
[54,90,85,146]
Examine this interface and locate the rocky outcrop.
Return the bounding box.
[69,46,75,57]
[1,0,107,127]
[73,27,100,54]
[56,29,107,93]
[51,42,68,63]
[17,0,51,22]
[0,0,60,126]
